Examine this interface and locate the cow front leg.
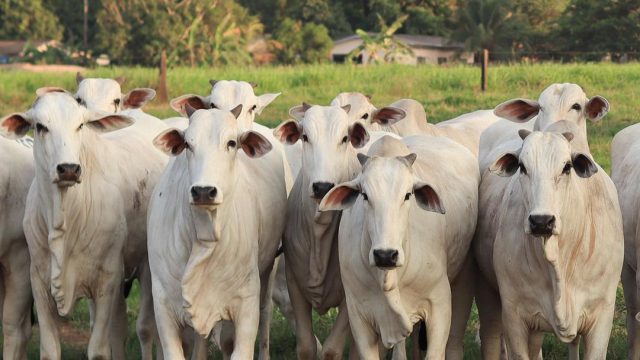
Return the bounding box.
[110,283,128,360]
[137,261,161,360]
[154,297,187,360]
[285,264,317,359]
[583,306,615,360]
[425,281,452,360]
[229,295,260,360]
[90,283,120,360]
[447,254,475,360]
[476,275,504,359]
[258,259,276,360]
[346,309,380,360]
[622,263,640,359]
[31,263,62,359]
[1,246,33,360]
[502,308,532,360]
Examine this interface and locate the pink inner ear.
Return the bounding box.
[2,115,30,134]
[325,186,357,207]
[498,100,539,121]
[275,122,300,144]
[373,107,405,125]
[241,132,272,157]
[586,97,607,119]
[349,123,369,148]
[156,130,185,155]
[175,97,208,113]
[124,90,152,108]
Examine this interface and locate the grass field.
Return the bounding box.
[0,63,638,358]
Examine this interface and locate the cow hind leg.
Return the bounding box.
[110,284,128,360]
[1,247,33,360]
[623,263,640,360]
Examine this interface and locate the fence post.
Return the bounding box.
[158,51,168,103]
[481,48,489,92]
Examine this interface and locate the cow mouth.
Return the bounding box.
[54,177,81,187]
[529,228,553,237]
[190,200,221,209]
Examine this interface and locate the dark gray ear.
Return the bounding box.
[302,102,312,111]
[115,76,126,85]
[414,182,445,214]
[357,153,369,166]
[562,132,574,142]
[76,72,84,85]
[230,104,243,119]
[572,153,598,178]
[185,104,197,118]
[397,153,417,167]
[249,82,258,88]
[209,79,218,88]
[490,152,519,177]
[518,129,531,140]
[341,104,351,114]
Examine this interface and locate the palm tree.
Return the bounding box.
[453,0,515,52]
[348,14,414,64]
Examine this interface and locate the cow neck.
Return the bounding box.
[34,130,106,316]
[524,176,589,340]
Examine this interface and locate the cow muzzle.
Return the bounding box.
[528,214,556,236]
[372,249,399,269]
[311,181,334,200]
[55,163,82,186]
[190,186,222,207]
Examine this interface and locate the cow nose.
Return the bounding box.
[190,186,218,204]
[312,182,334,199]
[373,249,399,268]
[528,215,556,235]
[56,163,81,183]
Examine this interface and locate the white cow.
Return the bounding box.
[0,91,168,359]
[330,92,501,156]
[273,104,398,358]
[474,129,623,359]
[0,137,34,359]
[611,124,640,359]
[319,134,479,359]
[148,105,287,360]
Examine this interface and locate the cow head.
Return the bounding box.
[330,92,407,127]
[170,80,280,131]
[490,130,597,239]
[274,104,369,201]
[0,91,134,187]
[75,74,156,112]
[319,151,444,270]
[494,83,609,138]
[153,105,271,210]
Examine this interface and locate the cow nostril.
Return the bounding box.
[390,250,398,262]
[190,187,198,199]
[529,215,556,229]
[208,187,217,200]
[56,165,65,174]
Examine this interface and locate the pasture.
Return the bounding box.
[0,63,637,358]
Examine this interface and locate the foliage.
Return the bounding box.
[45,0,102,48]
[0,0,63,41]
[348,14,414,64]
[20,42,88,65]
[272,18,332,64]
[452,0,520,53]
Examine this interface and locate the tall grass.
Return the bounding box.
[0,63,637,358]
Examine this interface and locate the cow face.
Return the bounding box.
[490,131,597,237]
[494,83,609,134]
[153,105,272,210]
[320,154,444,269]
[0,92,134,187]
[170,80,280,131]
[274,104,369,200]
[75,76,156,112]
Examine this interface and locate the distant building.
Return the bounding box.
[0,40,58,64]
[331,34,473,65]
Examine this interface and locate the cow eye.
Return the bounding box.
[562,162,572,175]
[77,123,84,131]
[362,193,368,201]
[184,142,192,151]
[251,105,257,112]
[227,140,237,149]
[571,103,581,111]
[114,99,120,106]
[519,163,527,175]
[341,136,348,144]
[75,97,84,106]
[404,193,411,201]
[302,134,309,143]
[36,123,48,134]
[211,103,218,109]
[361,113,369,120]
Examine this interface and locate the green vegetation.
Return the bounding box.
[0,63,637,358]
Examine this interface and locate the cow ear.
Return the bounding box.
[349,121,370,148]
[371,107,406,126]
[494,98,540,123]
[36,87,70,97]
[273,120,302,145]
[256,93,280,115]
[86,114,134,133]
[289,102,311,121]
[585,96,609,122]
[572,153,598,178]
[76,72,85,85]
[489,152,520,177]
[122,88,156,109]
[0,113,32,139]
[341,104,351,114]
[239,131,272,158]
[414,182,445,214]
[357,153,370,166]
[230,104,243,119]
[319,180,360,211]
[115,76,126,85]
[153,128,186,156]
[170,94,209,115]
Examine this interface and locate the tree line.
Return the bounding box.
[1,0,638,66]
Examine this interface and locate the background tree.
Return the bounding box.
[272,18,332,64]
[0,0,63,40]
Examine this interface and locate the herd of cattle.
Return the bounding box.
[0,74,637,360]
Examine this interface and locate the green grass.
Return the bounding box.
[0,63,637,358]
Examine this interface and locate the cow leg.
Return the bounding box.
[622,263,640,359]
[321,301,352,359]
[285,264,317,359]
[258,260,276,360]
[188,332,208,360]
[582,307,615,360]
[31,263,62,359]
[502,309,531,360]
[390,340,407,360]
[568,337,579,360]
[425,282,452,360]
[476,275,503,359]
[90,281,121,360]
[110,283,128,360]
[229,295,260,360]
[137,261,160,360]
[1,246,32,360]
[527,332,544,360]
[347,311,379,360]
[447,254,475,360]
[220,321,235,359]
[154,298,187,360]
